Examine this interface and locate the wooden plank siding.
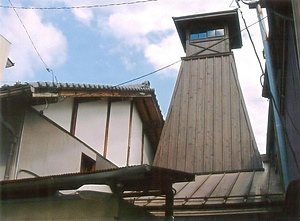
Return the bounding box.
[153,53,263,173]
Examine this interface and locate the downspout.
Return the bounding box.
[255,3,289,190]
[1,119,18,180]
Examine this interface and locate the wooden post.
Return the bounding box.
[165,182,174,220]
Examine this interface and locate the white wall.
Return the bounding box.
[143,135,153,165]
[0,34,11,82]
[33,98,73,132]
[106,101,130,167]
[75,99,107,154]
[32,97,155,168]
[128,105,143,165]
[17,110,96,178]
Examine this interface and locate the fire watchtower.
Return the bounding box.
[154,9,262,174]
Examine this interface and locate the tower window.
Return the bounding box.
[190,28,224,41]
[216,29,225,36]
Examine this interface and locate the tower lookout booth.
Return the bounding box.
[153,9,263,174]
[175,9,242,57]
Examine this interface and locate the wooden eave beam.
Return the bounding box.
[133,97,164,151]
[31,90,152,98]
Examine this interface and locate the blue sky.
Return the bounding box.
[1,0,269,152]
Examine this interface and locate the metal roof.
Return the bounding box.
[173,9,242,52]
[125,160,285,216]
[0,165,194,200]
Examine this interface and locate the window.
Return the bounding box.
[190,28,224,41]
[207,30,216,38]
[216,28,225,37]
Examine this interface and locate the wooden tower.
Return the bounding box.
[153,10,263,174]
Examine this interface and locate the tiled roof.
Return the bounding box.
[0,81,154,96]
[0,81,164,151]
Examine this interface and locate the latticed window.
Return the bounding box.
[190,28,225,41]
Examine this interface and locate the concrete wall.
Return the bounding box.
[0,196,157,221]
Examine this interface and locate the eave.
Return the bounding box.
[0,165,194,200]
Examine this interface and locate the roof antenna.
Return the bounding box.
[46,68,58,85]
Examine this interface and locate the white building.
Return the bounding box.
[0,81,164,180]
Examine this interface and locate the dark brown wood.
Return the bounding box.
[103,100,111,158]
[126,100,134,166]
[70,98,78,135]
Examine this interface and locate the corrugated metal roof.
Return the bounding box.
[153,54,262,174]
[0,164,194,200]
[125,161,285,216]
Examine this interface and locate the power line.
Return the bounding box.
[235,0,265,85]
[8,0,56,83]
[115,15,267,87]
[1,0,157,10]
[114,60,181,87]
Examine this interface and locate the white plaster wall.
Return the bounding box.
[33,98,73,132]
[75,100,107,154]
[0,34,10,82]
[128,105,143,165]
[143,135,153,165]
[17,110,96,179]
[106,101,130,167]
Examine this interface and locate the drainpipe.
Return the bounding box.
[1,119,18,180]
[255,3,289,190]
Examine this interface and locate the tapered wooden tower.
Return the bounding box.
[153,10,263,174]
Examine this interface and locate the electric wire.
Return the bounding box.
[236,0,265,87]
[115,15,267,87]
[8,0,57,83]
[1,0,157,10]
[239,0,300,173]
[114,60,181,87]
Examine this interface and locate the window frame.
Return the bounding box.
[190,28,225,41]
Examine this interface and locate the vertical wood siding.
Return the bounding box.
[153,53,262,173]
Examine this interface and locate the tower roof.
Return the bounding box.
[173,9,242,52]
